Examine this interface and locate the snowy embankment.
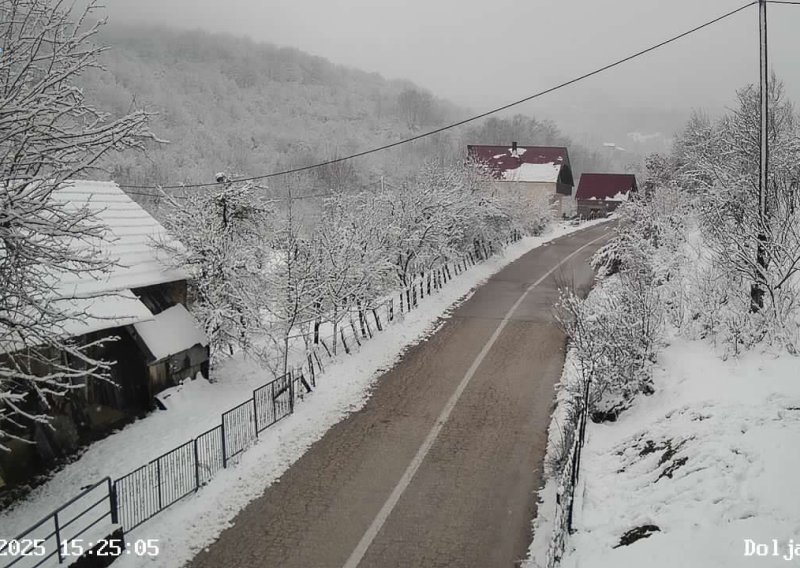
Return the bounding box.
[563,335,800,568]
[0,219,608,564]
[529,334,800,568]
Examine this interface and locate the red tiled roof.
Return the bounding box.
[467,145,570,178]
[576,173,638,201]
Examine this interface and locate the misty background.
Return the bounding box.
[85,0,800,188]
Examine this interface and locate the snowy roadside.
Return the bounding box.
[0,219,609,557]
[551,333,800,568]
[524,348,580,568]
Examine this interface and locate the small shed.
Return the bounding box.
[130,304,210,397]
[576,173,638,218]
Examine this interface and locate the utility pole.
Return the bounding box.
[752,0,769,311]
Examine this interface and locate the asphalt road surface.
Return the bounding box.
[190,222,613,568]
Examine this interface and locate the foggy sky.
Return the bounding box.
[101,0,800,148]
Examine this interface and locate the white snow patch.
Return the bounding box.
[502,163,561,183]
[556,334,800,568]
[587,191,630,203]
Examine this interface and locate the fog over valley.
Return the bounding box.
[100,0,800,159]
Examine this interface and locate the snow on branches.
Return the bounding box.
[0,0,154,442]
[159,160,553,377]
[675,78,800,350]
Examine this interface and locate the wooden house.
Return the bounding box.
[0,181,208,486]
[576,173,638,218]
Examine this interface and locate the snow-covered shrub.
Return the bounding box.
[559,185,691,420]
[557,276,661,421]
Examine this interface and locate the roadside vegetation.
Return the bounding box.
[532,78,800,568]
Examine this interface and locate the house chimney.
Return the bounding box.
[511,141,518,158]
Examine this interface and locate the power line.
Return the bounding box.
[124,188,337,201]
[119,1,756,193]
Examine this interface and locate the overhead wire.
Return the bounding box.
[118,1,757,194]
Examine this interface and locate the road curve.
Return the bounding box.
[189,222,613,568]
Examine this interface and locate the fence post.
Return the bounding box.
[271,381,279,422]
[349,318,361,346]
[252,396,259,437]
[289,372,295,414]
[156,458,163,510]
[193,437,201,491]
[308,354,316,387]
[108,478,119,525]
[54,511,63,564]
[221,420,228,469]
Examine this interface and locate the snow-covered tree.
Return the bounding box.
[260,193,323,374]
[313,191,393,354]
[156,180,271,361]
[0,0,152,441]
[677,78,800,328]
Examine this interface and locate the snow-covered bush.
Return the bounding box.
[556,275,661,421]
[558,186,688,420]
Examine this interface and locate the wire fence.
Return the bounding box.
[1,231,522,567]
[545,389,589,568]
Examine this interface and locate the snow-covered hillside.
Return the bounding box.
[563,335,800,568]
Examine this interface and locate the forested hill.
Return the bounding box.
[82,24,614,191]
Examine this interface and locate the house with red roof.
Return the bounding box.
[575,173,638,218]
[467,142,576,217]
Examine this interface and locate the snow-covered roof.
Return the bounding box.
[51,180,187,299]
[501,162,562,183]
[56,292,155,338]
[133,304,208,362]
[25,180,188,339]
[467,145,573,185]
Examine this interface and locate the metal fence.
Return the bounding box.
[2,233,522,567]
[0,478,115,568]
[546,384,589,568]
[113,370,297,532]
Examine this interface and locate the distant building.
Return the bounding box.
[467,142,576,217]
[575,173,638,218]
[0,181,208,486]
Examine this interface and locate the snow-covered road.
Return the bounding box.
[181,222,612,568]
[0,219,612,568]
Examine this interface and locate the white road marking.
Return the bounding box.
[342,230,610,568]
